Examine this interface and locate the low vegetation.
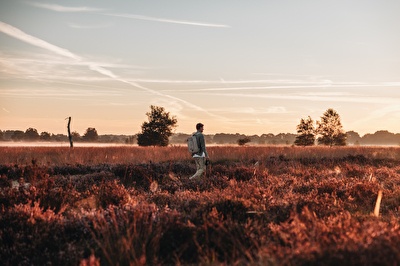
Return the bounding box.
[0,146,399,265]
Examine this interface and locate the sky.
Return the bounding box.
[1,0,400,136]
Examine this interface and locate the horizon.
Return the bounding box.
[1,127,399,138]
[1,1,400,136]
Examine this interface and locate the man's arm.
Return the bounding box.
[200,134,208,157]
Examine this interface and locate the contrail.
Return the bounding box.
[28,2,106,12]
[208,92,398,105]
[103,13,230,28]
[0,21,80,60]
[0,21,223,119]
[28,2,230,28]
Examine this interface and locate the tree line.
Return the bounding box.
[0,128,102,142]
[135,106,399,147]
[1,106,399,146]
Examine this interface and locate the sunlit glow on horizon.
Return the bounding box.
[1,1,399,136]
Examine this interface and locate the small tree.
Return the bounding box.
[72,131,81,142]
[237,137,251,146]
[11,130,24,141]
[24,128,40,141]
[316,108,346,146]
[83,128,99,142]
[40,131,51,141]
[346,131,362,145]
[137,105,177,146]
[125,135,137,144]
[294,116,315,146]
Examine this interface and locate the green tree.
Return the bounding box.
[11,130,24,141]
[40,131,51,141]
[346,130,361,145]
[237,137,251,146]
[0,130,4,141]
[24,128,40,141]
[294,116,315,146]
[137,105,177,146]
[125,135,137,144]
[82,128,98,142]
[316,108,346,146]
[72,131,81,142]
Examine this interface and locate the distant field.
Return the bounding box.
[0,141,129,147]
[0,146,399,265]
[1,145,400,165]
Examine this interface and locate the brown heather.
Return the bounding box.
[0,146,399,265]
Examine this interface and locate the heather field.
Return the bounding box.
[0,146,399,265]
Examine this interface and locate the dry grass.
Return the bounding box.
[0,145,399,265]
[1,145,400,165]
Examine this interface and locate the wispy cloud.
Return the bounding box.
[0,21,80,60]
[103,13,230,28]
[28,2,106,12]
[28,2,229,28]
[350,104,400,132]
[0,21,143,82]
[205,92,398,105]
[2,107,10,113]
[0,55,118,83]
[130,78,400,89]
[0,21,225,120]
[67,22,114,29]
[128,78,333,85]
[370,105,400,117]
[0,52,138,70]
[166,81,400,92]
[0,88,122,99]
[210,106,288,115]
[152,98,187,119]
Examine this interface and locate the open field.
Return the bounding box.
[0,146,399,265]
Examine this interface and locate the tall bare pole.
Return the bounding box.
[66,117,73,148]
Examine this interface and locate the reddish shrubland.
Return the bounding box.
[0,146,399,265]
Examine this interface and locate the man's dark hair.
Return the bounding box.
[196,123,204,130]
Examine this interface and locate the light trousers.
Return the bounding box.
[190,157,206,179]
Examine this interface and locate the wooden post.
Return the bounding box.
[66,117,73,148]
[373,190,383,217]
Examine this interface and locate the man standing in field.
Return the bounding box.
[189,123,209,180]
